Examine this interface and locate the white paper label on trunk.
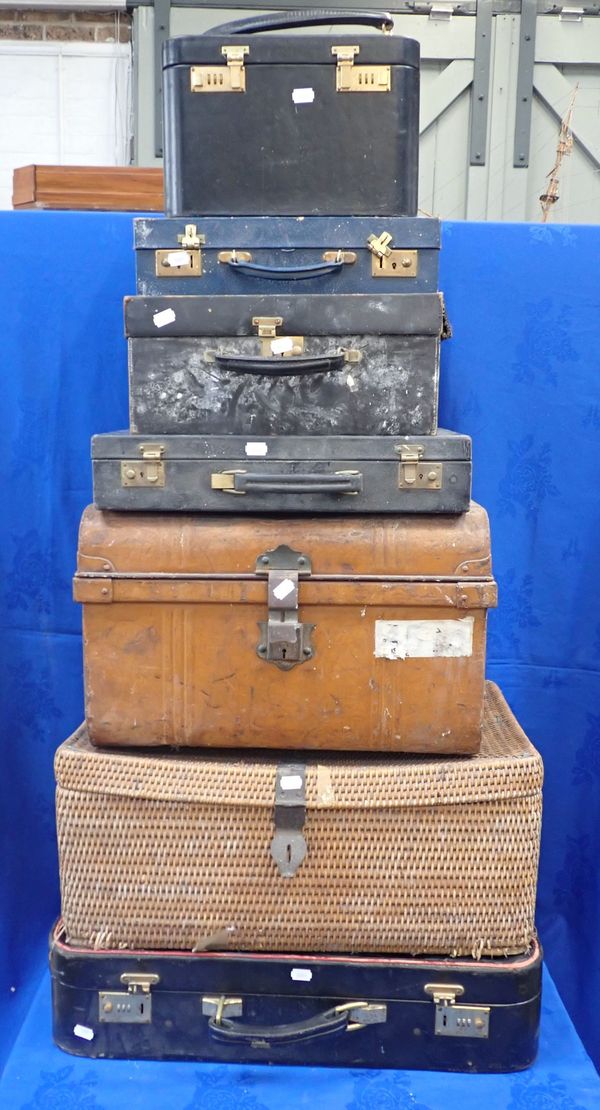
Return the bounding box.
[292,87,315,104]
[271,336,295,355]
[165,250,191,268]
[374,617,474,660]
[280,774,302,791]
[273,578,295,601]
[153,307,176,328]
[73,1024,94,1041]
[245,442,268,457]
[291,968,313,982]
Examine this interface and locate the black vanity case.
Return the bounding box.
[162,10,420,217]
[92,431,471,514]
[50,924,541,1072]
[125,293,447,437]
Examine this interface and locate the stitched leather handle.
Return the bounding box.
[226,259,344,282]
[208,1005,365,1046]
[213,353,347,376]
[216,472,362,495]
[205,10,394,36]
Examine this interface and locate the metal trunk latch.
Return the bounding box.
[424,984,490,1039]
[255,544,314,670]
[252,316,304,357]
[155,224,205,277]
[121,444,166,488]
[190,45,249,93]
[332,46,391,92]
[271,762,307,877]
[367,232,418,277]
[99,973,159,1024]
[395,444,442,490]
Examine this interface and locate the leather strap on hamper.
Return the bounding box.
[226,258,345,282]
[205,11,394,36]
[213,353,347,376]
[208,1002,388,1046]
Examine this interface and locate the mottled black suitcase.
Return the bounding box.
[92,430,471,514]
[125,293,448,437]
[134,216,440,296]
[162,10,419,217]
[50,923,541,1072]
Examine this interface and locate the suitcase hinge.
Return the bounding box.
[424,983,490,1039]
[190,45,249,93]
[395,444,442,490]
[367,233,418,277]
[271,762,307,877]
[255,544,314,670]
[253,316,304,357]
[99,973,159,1024]
[121,444,166,488]
[332,46,391,93]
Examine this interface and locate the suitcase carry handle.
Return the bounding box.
[213,353,347,376]
[205,10,394,36]
[226,258,344,282]
[213,471,362,495]
[208,1001,386,1046]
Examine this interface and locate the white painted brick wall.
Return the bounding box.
[0,41,132,208]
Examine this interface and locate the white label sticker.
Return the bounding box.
[291,968,313,982]
[292,87,315,105]
[165,250,191,268]
[73,1024,95,1042]
[273,578,296,601]
[153,307,176,328]
[245,442,268,457]
[374,617,474,660]
[280,774,302,791]
[271,336,295,355]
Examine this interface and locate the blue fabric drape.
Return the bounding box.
[1,213,599,1078]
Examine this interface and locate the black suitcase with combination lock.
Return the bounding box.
[162,10,420,217]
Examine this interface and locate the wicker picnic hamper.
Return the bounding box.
[55,682,542,957]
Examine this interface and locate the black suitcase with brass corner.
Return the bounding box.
[91,430,471,514]
[50,922,541,1072]
[162,10,420,217]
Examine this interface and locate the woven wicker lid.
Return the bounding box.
[55,683,542,809]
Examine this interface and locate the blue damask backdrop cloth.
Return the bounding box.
[0,214,599,1090]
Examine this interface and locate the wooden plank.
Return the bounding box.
[12,166,164,211]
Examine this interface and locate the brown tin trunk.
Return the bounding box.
[74,504,497,753]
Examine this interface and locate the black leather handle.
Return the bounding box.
[213,353,346,376]
[227,259,344,282]
[209,1005,358,1046]
[205,10,394,36]
[222,472,362,495]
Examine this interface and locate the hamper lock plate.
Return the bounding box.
[255,544,314,670]
[271,762,307,877]
[99,973,159,1024]
[424,983,490,1039]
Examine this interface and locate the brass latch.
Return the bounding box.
[99,973,159,1024]
[367,233,418,277]
[121,444,166,488]
[395,444,442,490]
[190,45,249,93]
[332,46,391,92]
[255,544,314,670]
[156,224,204,277]
[424,983,490,1039]
[252,316,304,357]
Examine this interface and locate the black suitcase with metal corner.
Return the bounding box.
[125,293,448,437]
[162,10,420,217]
[92,430,471,514]
[50,923,541,1072]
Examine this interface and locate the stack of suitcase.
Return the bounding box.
[51,10,544,1073]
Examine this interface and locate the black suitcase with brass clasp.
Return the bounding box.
[162,10,420,217]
